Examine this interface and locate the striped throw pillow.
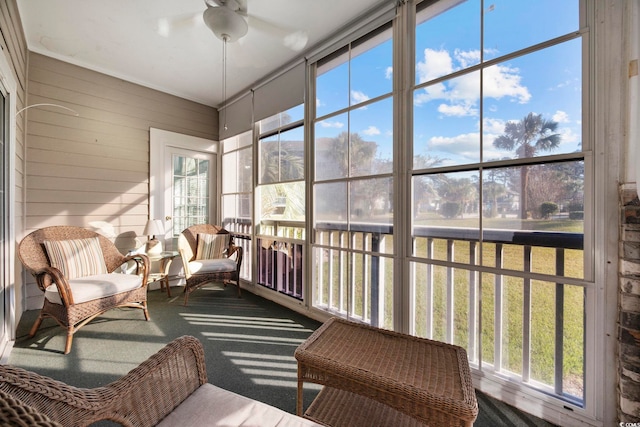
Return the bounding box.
[195,233,229,260]
[44,237,108,279]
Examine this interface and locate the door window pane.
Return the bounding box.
[172,155,210,234]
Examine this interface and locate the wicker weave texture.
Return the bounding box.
[17,225,151,354]
[0,336,207,427]
[295,318,478,427]
[0,389,63,426]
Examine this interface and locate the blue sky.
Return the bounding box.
[314,0,581,169]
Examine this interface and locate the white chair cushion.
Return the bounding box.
[188,259,237,274]
[45,273,143,305]
[157,383,322,427]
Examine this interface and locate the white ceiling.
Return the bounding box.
[17,0,390,108]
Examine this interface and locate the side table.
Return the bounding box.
[147,251,180,297]
[294,317,478,427]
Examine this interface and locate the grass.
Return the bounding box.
[313,216,585,399]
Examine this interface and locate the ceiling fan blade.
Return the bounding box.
[283,30,309,52]
[157,12,201,38]
[247,15,308,51]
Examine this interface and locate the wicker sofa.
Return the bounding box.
[0,336,322,427]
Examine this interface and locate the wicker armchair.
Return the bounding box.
[18,226,150,354]
[0,336,206,427]
[178,224,243,305]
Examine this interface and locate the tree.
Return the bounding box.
[436,176,477,218]
[413,154,445,217]
[483,180,506,218]
[493,113,561,219]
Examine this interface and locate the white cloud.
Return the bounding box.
[416,48,453,83]
[558,127,580,145]
[483,118,507,134]
[552,110,570,123]
[351,90,370,105]
[454,49,480,68]
[428,133,480,161]
[482,64,531,103]
[438,102,477,117]
[362,126,381,136]
[319,120,344,128]
[413,82,449,105]
[414,48,531,114]
[385,66,393,80]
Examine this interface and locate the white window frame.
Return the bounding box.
[0,48,17,362]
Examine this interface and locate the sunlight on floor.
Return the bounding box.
[179,313,315,333]
[201,332,306,347]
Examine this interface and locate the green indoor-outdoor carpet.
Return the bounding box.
[8,284,556,427]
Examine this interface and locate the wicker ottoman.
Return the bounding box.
[295,317,478,427]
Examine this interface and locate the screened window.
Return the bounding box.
[222,130,253,226]
[257,104,305,234]
[312,23,394,329]
[221,130,253,281]
[412,0,585,406]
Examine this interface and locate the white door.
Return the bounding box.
[149,129,218,251]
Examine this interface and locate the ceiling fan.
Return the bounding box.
[202,0,248,42]
[201,0,308,50]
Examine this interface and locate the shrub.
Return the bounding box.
[569,211,584,220]
[568,202,584,212]
[441,201,461,219]
[540,202,558,219]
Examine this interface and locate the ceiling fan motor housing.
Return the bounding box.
[203,4,248,42]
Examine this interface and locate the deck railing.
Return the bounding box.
[224,217,585,403]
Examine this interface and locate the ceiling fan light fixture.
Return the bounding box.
[203,6,248,42]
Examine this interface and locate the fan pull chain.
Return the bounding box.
[222,35,228,131]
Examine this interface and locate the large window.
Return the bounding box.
[221,130,253,280]
[312,23,394,329]
[411,0,586,409]
[222,130,253,225]
[256,105,305,298]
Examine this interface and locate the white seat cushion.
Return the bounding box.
[157,383,322,427]
[45,273,143,305]
[188,259,237,274]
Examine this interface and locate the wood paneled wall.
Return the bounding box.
[23,53,217,308]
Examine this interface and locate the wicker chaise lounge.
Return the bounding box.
[0,336,322,427]
[18,225,151,354]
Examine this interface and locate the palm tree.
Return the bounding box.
[493,113,561,219]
